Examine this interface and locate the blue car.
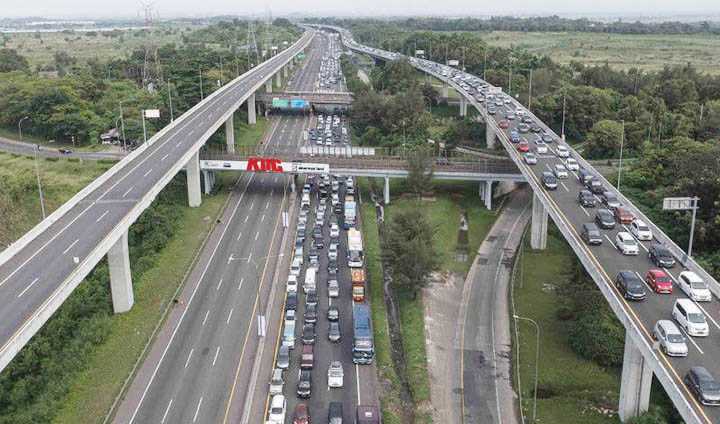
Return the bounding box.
[510,131,520,143]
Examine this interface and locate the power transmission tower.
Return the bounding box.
[247,20,260,68]
[140,1,162,90]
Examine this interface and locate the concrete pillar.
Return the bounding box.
[265,79,273,93]
[442,82,449,99]
[459,97,467,117]
[484,180,493,210]
[479,181,485,200]
[275,71,282,88]
[202,170,215,195]
[618,332,653,422]
[486,121,496,149]
[108,231,133,314]
[225,114,235,154]
[187,150,201,207]
[530,192,548,250]
[383,176,390,205]
[247,92,257,125]
[283,65,289,78]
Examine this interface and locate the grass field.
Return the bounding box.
[483,31,720,74]
[513,230,620,424]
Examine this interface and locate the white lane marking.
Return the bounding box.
[192,397,203,423]
[122,186,134,198]
[17,278,39,298]
[266,200,270,209]
[143,168,153,178]
[622,225,649,252]
[236,232,243,241]
[579,206,590,217]
[677,325,705,355]
[227,308,234,324]
[212,346,221,366]
[62,239,79,255]
[604,234,615,247]
[175,143,181,149]
[355,364,361,405]
[227,254,235,264]
[238,277,244,290]
[160,399,173,424]
[244,215,249,223]
[255,231,260,241]
[248,252,253,263]
[249,201,255,209]
[161,153,169,161]
[560,182,569,192]
[202,310,210,326]
[261,214,265,223]
[184,348,194,369]
[216,279,223,291]
[635,271,654,291]
[96,210,110,223]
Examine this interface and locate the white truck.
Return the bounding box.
[347,228,364,268]
[344,195,357,229]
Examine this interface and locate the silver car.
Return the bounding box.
[653,320,688,357]
[276,345,290,369]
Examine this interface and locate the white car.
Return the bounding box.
[327,361,344,388]
[285,309,296,327]
[523,152,537,165]
[556,145,570,158]
[268,394,286,423]
[286,275,298,293]
[678,271,712,302]
[615,232,639,255]
[534,139,548,154]
[328,243,339,261]
[330,223,340,238]
[327,279,340,298]
[553,164,569,179]
[565,157,579,171]
[629,219,653,241]
[653,320,688,357]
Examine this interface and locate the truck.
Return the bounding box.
[343,197,357,229]
[351,269,366,302]
[352,303,375,364]
[347,228,364,268]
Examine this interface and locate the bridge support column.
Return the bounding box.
[486,122,496,149]
[383,176,390,205]
[186,150,201,207]
[442,82,449,99]
[459,97,467,117]
[108,231,133,314]
[247,92,257,125]
[619,332,652,422]
[484,180,493,210]
[283,65,289,78]
[202,170,215,195]
[265,79,273,93]
[225,114,235,154]
[275,71,282,89]
[530,192,548,250]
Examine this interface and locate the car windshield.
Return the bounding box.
[701,381,720,392]
[622,238,635,246]
[638,225,649,231]
[691,281,708,290]
[667,334,685,343]
[688,313,706,324]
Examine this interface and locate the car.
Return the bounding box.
[615,271,647,301]
[328,243,339,261]
[328,321,342,342]
[587,179,605,195]
[59,148,73,155]
[541,171,558,190]
[678,271,712,302]
[296,371,312,399]
[304,303,318,324]
[532,139,548,155]
[615,232,639,255]
[330,223,340,238]
[286,275,298,293]
[290,258,302,277]
[328,402,343,424]
[506,113,516,120]
[521,115,533,124]
[293,402,311,422]
[577,190,596,207]
[523,152,537,165]
[285,309,296,326]
[518,123,530,133]
[286,292,298,311]
[516,140,530,152]
[541,133,555,143]
[487,107,497,115]
[312,226,323,240]
[302,323,316,345]
[601,192,621,210]
[553,164,568,179]
[309,249,319,265]
[328,279,340,298]
[530,124,542,133]
[581,223,603,246]
[269,368,285,395]
[673,299,709,337]
[555,145,570,158]
[578,168,594,185]
[648,243,676,268]
[565,157,579,171]
[268,394,287,423]
[653,320,688,357]
[595,208,615,229]
[327,305,340,321]
[277,345,290,369]
[613,209,635,227]
[510,131,520,143]
[327,259,338,275]
[498,120,510,129]
[685,367,720,406]
[630,219,653,241]
[646,269,673,294]
[300,344,314,369]
[328,361,344,388]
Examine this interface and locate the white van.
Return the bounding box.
[282,320,296,348]
[290,257,302,277]
[672,299,709,337]
[304,267,317,293]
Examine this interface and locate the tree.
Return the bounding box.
[584,119,625,159]
[0,49,29,73]
[406,147,434,197]
[383,209,440,296]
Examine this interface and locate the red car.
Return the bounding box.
[499,120,510,129]
[293,403,310,424]
[645,269,673,294]
[517,141,530,152]
[614,206,635,224]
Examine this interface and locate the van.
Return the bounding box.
[282,320,296,349]
[672,299,709,337]
[304,267,317,293]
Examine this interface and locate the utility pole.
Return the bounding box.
[119,102,127,151]
[141,110,148,143]
[34,144,46,219]
[483,50,487,81]
[199,67,204,100]
[18,116,30,141]
[167,81,174,122]
[528,68,533,111]
[617,120,625,191]
[561,93,567,142]
[508,66,513,94]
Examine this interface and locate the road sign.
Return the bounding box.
[662,197,696,211]
[143,109,160,118]
[415,49,425,56]
[447,59,459,66]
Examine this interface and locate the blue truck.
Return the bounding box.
[352,303,375,364]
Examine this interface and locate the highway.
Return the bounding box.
[0,136,127,160]
[0,30,313,374]
[337,28,720,423]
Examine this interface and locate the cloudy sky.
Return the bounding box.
[2,0,719,19]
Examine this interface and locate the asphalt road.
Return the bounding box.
[0,136,127,160]
[0,31,313,375]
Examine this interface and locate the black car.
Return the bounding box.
[301,323,316,345]
[296,228,306,242]
[530,124,542,133]
[313,227,323,239]
[328,402,343,424]
[333,204,343,215]
[304,303,318,324]
[581,223,603,246]
[309,249,319,264]
[286,292,298,311]
[312,237,325,249]
[615,271,647,301]
[595,208,616,229]
[685,367,720,406]
[328,321,342,343]
[587,179,605,195]
[327,305,340,322]
[577,190,596,207]
[541,133,554,143]
[541,172,558,190]
[648,243,676,268]
[521,115,533,124]
[306,289,319,307]
[297,370,312,399]
[327,259,338,275]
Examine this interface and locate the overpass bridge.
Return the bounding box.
[0,30,315,374]
[327,24,720,424]
[256,90,353,105]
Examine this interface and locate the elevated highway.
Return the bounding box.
[328,24,720,424]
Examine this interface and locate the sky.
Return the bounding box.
[1,0,719,19]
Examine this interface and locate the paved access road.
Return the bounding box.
[0,31,312,374]
[0,137,127,160]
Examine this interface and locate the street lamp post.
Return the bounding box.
[118,102,127,152]
[199,67,204,100]
[514,314,540,423]
[617,120,625,191]
[560,93,567,142]
[167,81,174,122]
[18,116,30,141]
[33,144,46,219]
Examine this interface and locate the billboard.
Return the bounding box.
[415,49,425,56]
[290,99,310,109]
[200,158,330,174]
[447,59,459,66]
[143,109,160,118]
[271,98,290,109]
